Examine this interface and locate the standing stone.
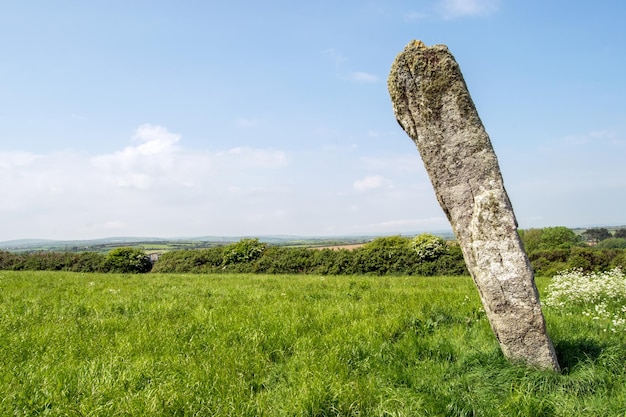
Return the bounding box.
[388,40,560,371]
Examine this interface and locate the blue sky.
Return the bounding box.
[1,1,625,241]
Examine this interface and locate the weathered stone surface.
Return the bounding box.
[388,40,560,371]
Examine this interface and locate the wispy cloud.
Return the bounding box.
[367,129,398,138]
[359,155,425,175]
[439,0,499,19]
[235,117,259,128]
[322,48,377,83]
[359,217,448,231]
[405,11,430,21]
[321,48,347,67]
[345,71,378,83]
[353,175,386,191]
[537,129,624,154]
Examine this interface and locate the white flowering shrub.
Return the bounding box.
[543,268,626,332]
[410,234,448,262]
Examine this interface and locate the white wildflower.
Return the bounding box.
[544,268,626,332]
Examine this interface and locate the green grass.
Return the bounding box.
[0,271,625,416]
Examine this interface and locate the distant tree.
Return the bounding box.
[582,228,612,244]
[614,228,626,239]
[0,250,22,270]
[539,226,580,249]
[105,247,152,273]
[519,228,543,252]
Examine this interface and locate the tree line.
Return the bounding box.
[520,226,626,276]
[1,227,625,276]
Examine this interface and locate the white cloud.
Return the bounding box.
[132,124,181,155]
[439,0,499,19]
[353,175,386,191]
[0,125,292,239]
[0,151,40,168]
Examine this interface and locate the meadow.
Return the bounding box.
[1,271,625,416]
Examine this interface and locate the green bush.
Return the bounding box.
[222,238,266,266]
[311,248,355,275]
[610,251,626,270]
[596,238,626,249]
[105,247,152,273]
[518,228,542,252]
[432,244,468,276]
[152,248,225,273]
[352,236,415,275]
[568,247,611,273]
[528,249,569,263]
[69,252,107,272]
[253,247,314,274]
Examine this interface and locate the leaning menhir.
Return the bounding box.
[388,40,560,371]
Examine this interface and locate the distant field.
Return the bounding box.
[308,243,366,251]
[1,271,625,416]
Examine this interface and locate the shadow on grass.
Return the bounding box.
[554,338,604,373]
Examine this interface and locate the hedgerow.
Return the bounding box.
[528,247,625,275]
[4,234,626,276]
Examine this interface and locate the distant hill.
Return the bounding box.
[0,239,59,248]
[0,237,165,252]
[0,236,372,253]
[0,231,459,253]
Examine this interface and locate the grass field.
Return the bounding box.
[1,271,625,416]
